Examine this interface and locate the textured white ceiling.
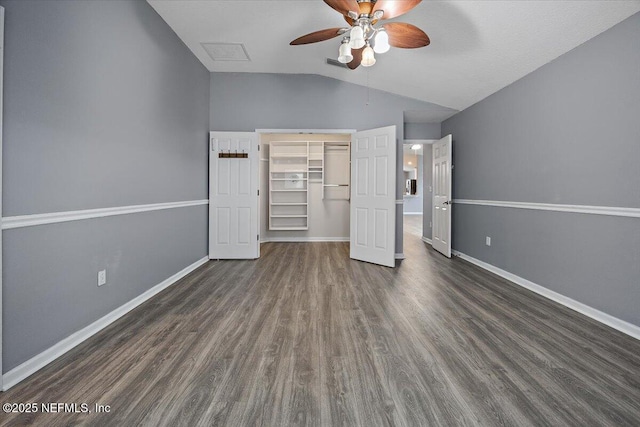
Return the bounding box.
[148,0,640,112]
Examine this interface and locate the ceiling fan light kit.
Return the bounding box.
[361,43,376,67]
[373,28,390,54]
[338,39,354,63]
[290,0,430,70]
[349,25,366,49]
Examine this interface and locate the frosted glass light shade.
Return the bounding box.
[374,29,390,54]
[338,42,353,63]
[361,45,376,67]
[349,26,365,49]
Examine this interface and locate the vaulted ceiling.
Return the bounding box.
[148,0,640,113]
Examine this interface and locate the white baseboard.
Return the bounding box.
[452,250,640,341]
[421,237,432,245]
[403,212,423,216]
[395,253,405,260]
[260,237,349,243]
[2,256,209,391]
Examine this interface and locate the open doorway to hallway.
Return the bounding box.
[403,140,437,250]
[403,142,426,246]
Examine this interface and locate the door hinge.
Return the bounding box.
[258,145,260,151]
[257,234,260,241]
[257,189,260,196]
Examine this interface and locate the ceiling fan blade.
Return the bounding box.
[383,22,430,48]
[290,28,344,45]
[347,47,364,70]
[324,0,360,16]
[373,0,421,20]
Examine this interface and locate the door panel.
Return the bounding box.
[209,132,259,259]
[350,126,396,268]
[432,134,452,258]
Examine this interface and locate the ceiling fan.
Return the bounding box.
[290,0,430,69]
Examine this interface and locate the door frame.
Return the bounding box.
[403,139,437,241]
[256,128,356,244]
[256,129,356,135]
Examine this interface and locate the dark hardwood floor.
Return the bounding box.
[2,216,640,426]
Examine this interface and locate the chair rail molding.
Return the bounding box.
[453,199,640,218]
[2,200,210,230]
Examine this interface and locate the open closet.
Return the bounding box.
[260,133,351,241]
[209,125,397,267]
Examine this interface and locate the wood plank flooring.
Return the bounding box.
[2,215,640,426]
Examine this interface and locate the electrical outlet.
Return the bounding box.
[485,236,491,246]
[98,270,107,287]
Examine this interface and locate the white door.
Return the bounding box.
[432,134,452,257]
[350,126,397,268]
[209,132,260,259]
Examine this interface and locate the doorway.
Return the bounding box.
[258,132,352,243]
[402,141,430,246]
[210,127,398,268]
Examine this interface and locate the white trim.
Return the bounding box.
[260,237,349,243]
[395,200,404,205]
[2,199,209,230]
[395,253,405,260]
[453,199,640,219]
[404,139,438,145]
[2,256,209,391]
[452,250,640,341]
[403,212,423,215]
[256,128,356,134]
[422,237,432,245]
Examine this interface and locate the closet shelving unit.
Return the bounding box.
[269,141,309,230]
[308,141,324,183]
[269,139,351,231]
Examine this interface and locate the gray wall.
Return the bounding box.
[1,0,210,371]
[404,122,441,140]
[210,72,446,255]
[442,12,640,326]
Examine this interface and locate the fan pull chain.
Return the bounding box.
[366,69,370,106]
